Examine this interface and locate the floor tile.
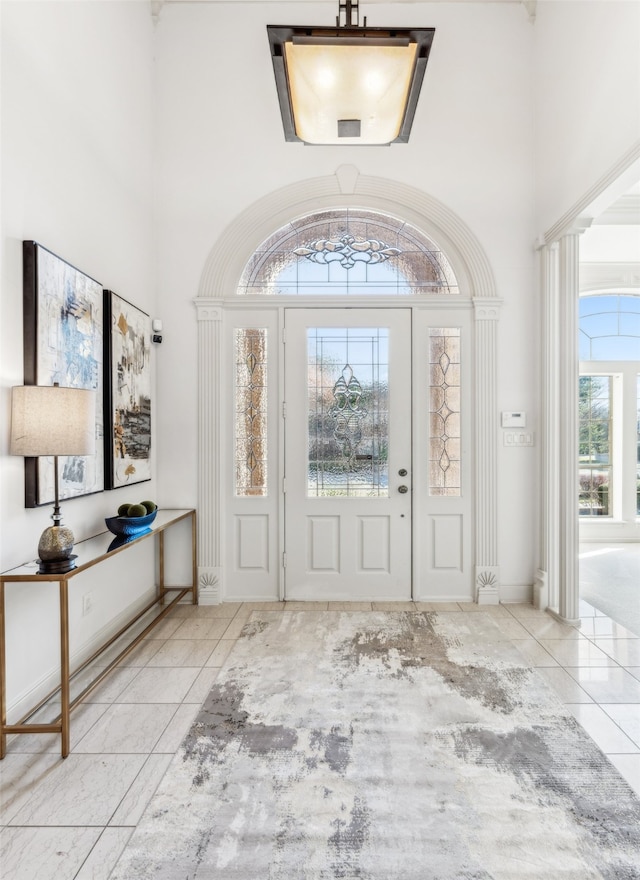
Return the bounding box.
[8,754,147,826]
[0,752,67,824]
[73,703,179,753]
[579,618,639,639]
[566,667,640,703]
[518,618,582,640]
[97,637,165,668]
[537,637,618,667]
[490,617,533,639]
[327,602,373,611]
[74,827,134,880]
[0,826,101,880]
[502,603,546,618]
[141,616,183,640]
[534,667,594,704]
[221,617,254,639]
[593,639,640,665]
[600,704,640,748]
[240,601,285,611]
[109,753,173,826]
[144,639,218,667]
[456,603,510,616]
[607,753,640,797]
[169,617,231,640]
[5,701,109,755]
[372,602,416,611]
[153,703,201,754]
[115,667,201,703]
[413,602,461,611]
[82,666,141,704]
[184,667,221,703]
[169,602,242,618]
[205,639,236,667]
[566,704,639,753]
[510,640,560,667]
[284,601,329,611]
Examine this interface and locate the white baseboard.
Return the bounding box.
[498,583,534,604]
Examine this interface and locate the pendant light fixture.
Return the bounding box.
[267,0,435,146]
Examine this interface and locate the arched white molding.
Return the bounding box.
[195,167,499,603]
[198,166,497,304]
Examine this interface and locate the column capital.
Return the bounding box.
[472,298,502,320]
[194,299,223,322]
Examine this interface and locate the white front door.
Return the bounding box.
[284,309,412,600]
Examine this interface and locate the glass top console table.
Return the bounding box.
[0,508,197,758]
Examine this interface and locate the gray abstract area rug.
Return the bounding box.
[110,611,640,879]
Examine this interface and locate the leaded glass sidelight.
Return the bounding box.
[235,329,268,496]
[237,209,459,297]
[307,328,389,497]
[429,328,461,496]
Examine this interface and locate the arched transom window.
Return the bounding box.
[237,208,459,296]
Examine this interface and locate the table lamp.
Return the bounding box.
[10,383,96,573]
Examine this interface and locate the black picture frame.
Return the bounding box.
[103,290,152,490]
[22,241,104,507]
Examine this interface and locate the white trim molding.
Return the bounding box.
[196,167,500,603]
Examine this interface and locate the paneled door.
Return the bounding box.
[284,310,412,600]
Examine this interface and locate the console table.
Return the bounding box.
[0,508,197,759]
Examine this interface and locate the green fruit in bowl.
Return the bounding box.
[117,503,132,516]
[127,503,147,517]
[141,500,157,513]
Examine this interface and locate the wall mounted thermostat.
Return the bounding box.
[501,411,526,428]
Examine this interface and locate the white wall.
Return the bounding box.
[534,0,640,234]
[0,0,157,713]
[153,1,539,594]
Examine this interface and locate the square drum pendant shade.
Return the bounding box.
[267,2,434,145]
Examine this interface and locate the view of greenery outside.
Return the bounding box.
[579,376,612,516]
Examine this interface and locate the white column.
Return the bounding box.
[556,228,589,623]
[473,298,501,603]
[195,300,222,603]
[535,243,560,612]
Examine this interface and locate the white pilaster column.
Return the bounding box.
[535,243,560,611]
[195,300,223,603]
[473,298,501,603]
[557,229,587,624]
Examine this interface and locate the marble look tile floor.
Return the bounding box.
[1,599,639,880]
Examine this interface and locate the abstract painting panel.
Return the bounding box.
[104,290,151,489]
[22,241,104,506]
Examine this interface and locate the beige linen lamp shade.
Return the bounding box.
[10,385,96,457]
[10,384,96,573]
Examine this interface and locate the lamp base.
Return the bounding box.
[38,524,75,568]
[37,555,78,575]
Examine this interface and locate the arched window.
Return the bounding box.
[237,208,459,296]
[579,293,640,520]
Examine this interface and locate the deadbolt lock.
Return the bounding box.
[398,485,409,494]
[398,468,408,477]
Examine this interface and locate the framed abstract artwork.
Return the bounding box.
[22,241,104,507]
[103,290,152,489]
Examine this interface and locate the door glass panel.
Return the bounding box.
[307,328,389,497]
[235,329,268,496]
[429,328,461,496]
